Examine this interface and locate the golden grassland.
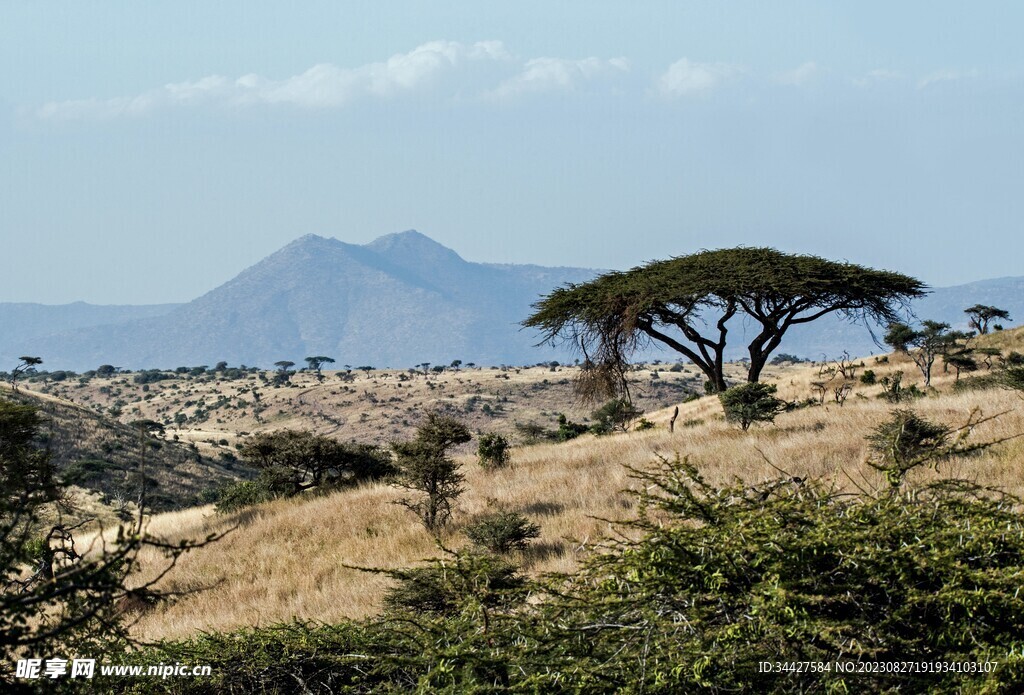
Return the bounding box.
[102,329,1024,643]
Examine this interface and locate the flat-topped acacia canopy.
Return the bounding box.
[524,247,926,397]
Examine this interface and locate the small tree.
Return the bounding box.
[718,382,785,431]
[304,356,335,382]
[964,304,1010,335]
[240,430,393,497]
[273,361,295,385]
[944,350,978,381]
[866,408,1014,488]
[8,356,42,392]
[477,433,510,469]
[392,413,471,531]
[525,247,924,397]
[884,321,968,386]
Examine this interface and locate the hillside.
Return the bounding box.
[13,361,704,456]
[114,328,1024,642]
[0,384,241,517]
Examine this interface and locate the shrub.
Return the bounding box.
[590,398,643,435]
[477,433,510,469]
[718,382,785,431]
[381,547,528,616]
[769,353,803,365]
[635,417,655,431]
[213,476,279,514]
[555,413,588,441]
[464,510,540,554]
[859,369,877,385]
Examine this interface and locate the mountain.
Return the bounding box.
[15,232,598,370]
[0,302,181,369]
[4,232,1021,371]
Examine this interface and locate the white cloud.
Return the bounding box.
[37,40,512,120]
[486,56,630,100]
[917,68,979,90]
[852,68,902,87]
[774,61,820,86]
[655,58,742,97]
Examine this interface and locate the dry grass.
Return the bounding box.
[56,328,1024,641]
[117,331,1024,642]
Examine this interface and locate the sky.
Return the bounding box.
[2,2,1022,305]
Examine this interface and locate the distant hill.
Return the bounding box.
[4,231,1020,369]
[14,232,598,370]
[0,302,180,369]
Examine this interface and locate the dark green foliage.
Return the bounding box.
[965,304,1010,335]
[1006,351,1024,367]
[718,382,785,430]
[464,510,540,554]
[381,549,527,615]
[213,475,280,514]
[555,413,588,441]
[477,432,510,469]
[866,409,951,487]
[769,352,804,365]
[634,417,655,430]
[1000,366,1024,391]
[590,398,643,434]
[134,370,172,386]
[944,349,979,379]
[392,413,471,531]
[859,368,877,384]
[241,430,394,498]
[877,370,924,403]
[524,247,924,397]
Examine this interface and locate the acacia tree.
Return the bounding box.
[964,304,1010,335]
[304,356,335,382]
[524,248,924,396]
[8,356,42,392]
[240,430,392,497]
[884,320,969,386]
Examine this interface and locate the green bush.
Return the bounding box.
[718,382,785,430]
[476,432,510,469]
[464,510,540,554]
[213,476,279,514]
[859,368,877,385]
[555,413,588,441]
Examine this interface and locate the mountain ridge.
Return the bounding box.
[3,231,1020,371]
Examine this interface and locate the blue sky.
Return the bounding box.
[2,2,1022,304]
